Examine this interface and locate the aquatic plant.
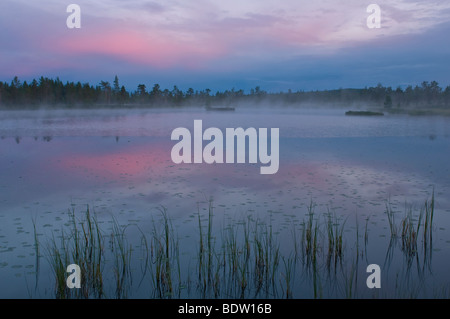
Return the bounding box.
[36,193,444,299]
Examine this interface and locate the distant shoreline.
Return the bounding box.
[1,104,449,117]
[1,76,449,113]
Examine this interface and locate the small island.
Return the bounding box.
[205,105,235,111]
[345,111,384,116]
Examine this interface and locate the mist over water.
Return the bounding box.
[1,107,450,298]
[1,107,449,137]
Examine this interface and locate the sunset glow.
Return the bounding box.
[1,0,450,91]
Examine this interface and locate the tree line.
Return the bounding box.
[0,75,449,109]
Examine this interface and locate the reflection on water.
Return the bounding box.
[0,108,450,298]
[1,107,450,138]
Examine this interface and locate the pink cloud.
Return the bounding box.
[54,27,227,69]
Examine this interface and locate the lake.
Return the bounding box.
[1,107,450,298]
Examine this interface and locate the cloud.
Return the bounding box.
[1,0,450,90]
[53,23,224,68]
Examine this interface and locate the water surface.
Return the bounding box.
[1,107,449,298]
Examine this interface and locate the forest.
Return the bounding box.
[0,75,449,109]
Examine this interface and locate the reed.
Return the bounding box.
[36,192,441,299]
[47,231,71,298]
[150,208,180,298]
[301,202,319,267]
[385,202,399,238]
[400,207,419,257]
[44,207,138,298]
[31,217,40,290]
[423,190,435,247]
[196,199,216,295]
[281,256,294,299]
[325,211,345,271]
[110,217,132,299]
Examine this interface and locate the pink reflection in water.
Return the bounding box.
[57,142,171,182]
[1,136,439,220]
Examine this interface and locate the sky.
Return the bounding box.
[1,0,450,92]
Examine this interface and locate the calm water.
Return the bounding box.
[1,107,450,298]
